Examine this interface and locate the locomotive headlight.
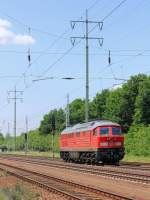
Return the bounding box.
[100,142,108,147]
[115,142,122,146]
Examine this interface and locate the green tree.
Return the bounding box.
[39,109,65,135]
[0,133,4,145]
[69,98,85,124]
[89,89,109,119]
[125,125,150,156]
[133,77,150,124]
[104,88,123,124]
[120,74,147,131]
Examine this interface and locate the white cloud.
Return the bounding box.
[0,18,11,28]
[13,34,35,45]
[0,18,35,45]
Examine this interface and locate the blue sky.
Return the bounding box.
[0,0,150,135]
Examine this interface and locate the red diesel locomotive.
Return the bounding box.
[60,120,124,164]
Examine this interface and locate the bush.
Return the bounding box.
[125,125,150,157]
[5,129,61,153]
[0,184,39,200]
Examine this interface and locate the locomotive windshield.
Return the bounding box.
[112,127,122,135]
[100,127,109,135]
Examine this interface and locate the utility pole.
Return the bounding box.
[25,116,28,154]
[7,122,10,135]
[52,131,54,159]
[71,9,103,122]
[7,122,10,151]
[8,87,23,151]
[51,114,56,159]
[66,94,70,128]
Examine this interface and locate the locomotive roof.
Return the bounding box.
[61,120,120,134]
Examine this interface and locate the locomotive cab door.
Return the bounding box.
[91,128,99,148]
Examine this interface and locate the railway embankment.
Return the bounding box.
[0,155,149,200]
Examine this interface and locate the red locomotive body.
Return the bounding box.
[60,120,124,164]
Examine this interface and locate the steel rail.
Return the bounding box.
[0,156,149,185]
[2,153,150,170]
[0,162,136,200]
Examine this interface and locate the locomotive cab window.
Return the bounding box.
[100,127,109,135]
[112,127,122,135]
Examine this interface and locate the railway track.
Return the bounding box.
[0,162,135,200]
[0,155,150,185]
[2,153,150,171]
[116,164,150,171]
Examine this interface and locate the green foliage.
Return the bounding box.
[133,77,150,124]
[0,133,7,152]
[0,191,7,200]
[0,133,4,145]
[100,74,148,132]
[38,74,150,134]
[89,89,109,119]
[120,74,147,131]
[3,74,150,159]
[28,130,59,152]
[70,99,85,124]
[4,129,60,152]
[104,88,123,123]
[125,125,150,156]
[39,109,65,135]
[0,184,39,200]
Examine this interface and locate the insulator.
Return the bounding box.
[108,57,111,64]
[108,50,111,65]
[27,27,31,65]
[28,54,31,63]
